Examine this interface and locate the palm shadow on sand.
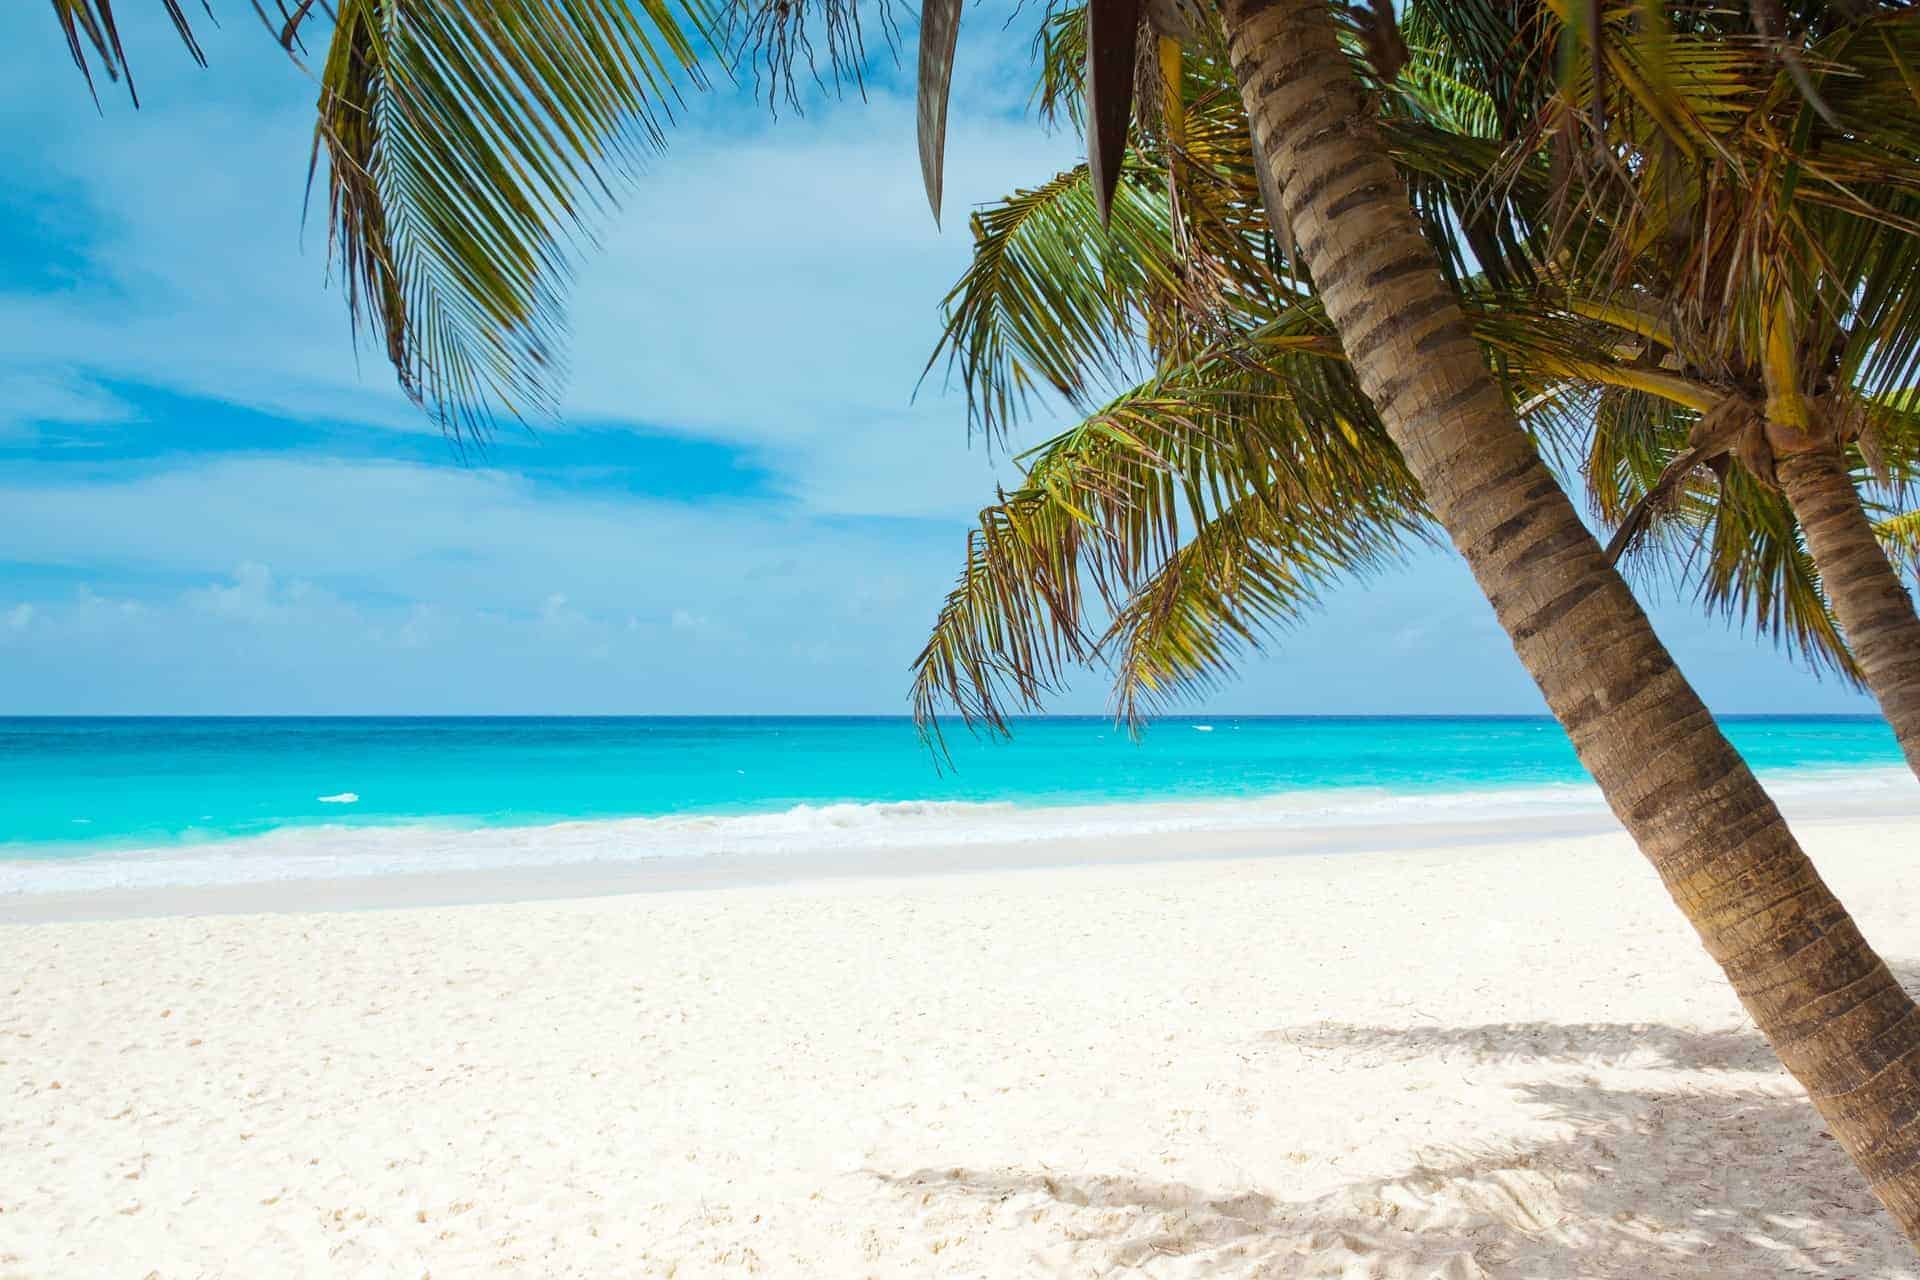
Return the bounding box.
[872,999,1920,1278]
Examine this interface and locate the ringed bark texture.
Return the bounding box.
[1220,0,1920,1241]
[1777,445,1920,780]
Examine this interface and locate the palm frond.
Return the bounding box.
[54,0,716,441]
[911,322,1427,736]
[1878,508,1920,578]
[312,0,714,441]
[1100,479,1423,726]
[1692,469,1864,684]
[51,0,206,106]
[923,158,1188,437]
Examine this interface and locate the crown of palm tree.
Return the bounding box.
[911,0,1920,734]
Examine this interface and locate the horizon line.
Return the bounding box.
[0,711,1886,722]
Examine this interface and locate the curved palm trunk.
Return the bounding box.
[1220,0,1920,1240]
[1777,445,1920,779]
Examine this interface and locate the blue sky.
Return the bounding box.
[0,4,1877,715]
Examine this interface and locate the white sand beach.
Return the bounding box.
[5,816,1920,1278]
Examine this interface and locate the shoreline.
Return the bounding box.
[0,810,1617,923]
[4,769,1915,921]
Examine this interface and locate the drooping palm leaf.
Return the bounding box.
[912,308,1429,736]
[922,157,1192,438]
[1693,470,1863,683]
[55,0,717,441]
[51,0,205,106]
[1099,478,1423,725]
[312,0,714,440]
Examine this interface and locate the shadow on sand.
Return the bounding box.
[1271,1018,1780,1073]
[873,1011,1916,1278]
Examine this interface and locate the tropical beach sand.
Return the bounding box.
[4,817,1919,1277]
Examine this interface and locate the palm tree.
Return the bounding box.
[913,0,1920,1237]
[1497,4,1920,779]
[922,3,1920,744]
[1184,0,1920,1231]
[50,0,1920,1241]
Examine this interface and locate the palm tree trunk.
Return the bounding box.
[1221,0,1920,1240]
[1776,444,1920,779]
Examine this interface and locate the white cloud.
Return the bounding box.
[0,453,983,711]
[0,452,1874,715]
[187,562,323,624]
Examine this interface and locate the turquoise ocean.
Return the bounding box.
[0,716,1909,893]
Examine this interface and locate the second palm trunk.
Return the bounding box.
[1775,443,1920,780]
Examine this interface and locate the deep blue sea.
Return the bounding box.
[0,716,1908,892]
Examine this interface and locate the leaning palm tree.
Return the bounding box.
[1181,3,1920,1230]
[912,0,1920,1237]
[50,0,1920,1242]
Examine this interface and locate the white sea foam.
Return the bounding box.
[317,793,359,805]
[1,766,1909,896]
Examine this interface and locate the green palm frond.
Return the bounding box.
[1100,479,1423,726]
[56,0,716,441]
[314,0,714,440]
[1691,471,1863,685]
[923,159,1183,438]
[1474,4,1920,383]
[1032,1,1089,130]
[1398,0,1558,136]
[912,318,1428,736]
